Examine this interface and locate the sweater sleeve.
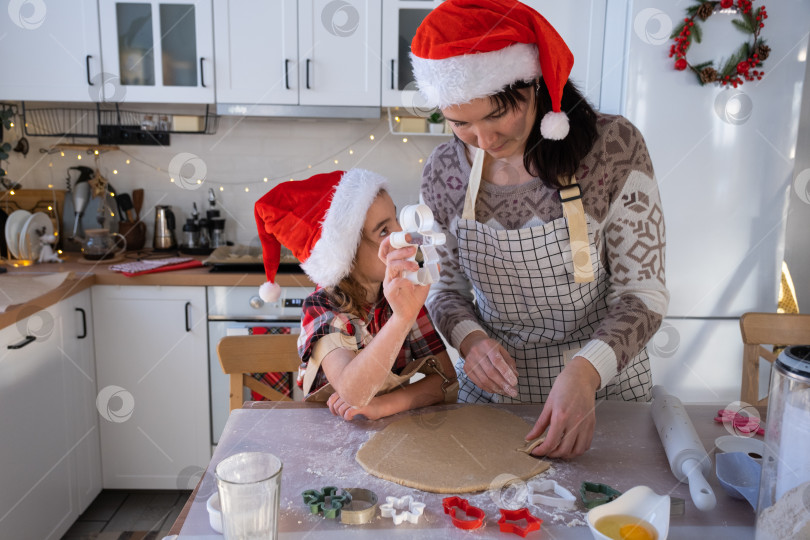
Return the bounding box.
[420,145,486,350]
[576,117,670,389]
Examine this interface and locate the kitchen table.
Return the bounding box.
[169,401,757,539]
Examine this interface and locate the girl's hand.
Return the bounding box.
[326,392,381,421]
[378,237,429,321]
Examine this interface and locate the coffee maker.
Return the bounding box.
[153,205,177,250]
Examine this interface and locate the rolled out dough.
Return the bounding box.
[355,406,550,493]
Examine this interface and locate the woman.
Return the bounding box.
[254,169,457,421]
[411,0,669,458]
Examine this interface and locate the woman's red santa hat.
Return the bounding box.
[410,0,574,140]
[254,169,389,302]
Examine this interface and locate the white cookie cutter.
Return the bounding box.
[527,479,577,510]
[389,204,446,286]
[379,495,426,525]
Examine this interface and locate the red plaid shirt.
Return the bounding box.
[297,288,446,397]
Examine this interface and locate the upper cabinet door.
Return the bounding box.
[0,0,103,102]
[298,0,381,107]
[214,0,298,106]
[98,0,214,103]
[380,0,442,108]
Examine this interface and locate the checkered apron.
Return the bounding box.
[454,148,651,404]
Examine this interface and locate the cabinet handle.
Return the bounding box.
[86,55,93,85]
[391,59,395,90]
[8,336,35,350]
[76,307,87,339]
[199,57,206,88]
[305,58,311,89]
[284,59,290,89]
[185,302,192,332]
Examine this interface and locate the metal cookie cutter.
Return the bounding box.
[497,508,543,537]
[302,486,351,519]
[340,488,379,525]
[528,479,577,510]
[442,496,485,530]
[389,204,446,286]
[580,481,622,509]
[379,495,426,525]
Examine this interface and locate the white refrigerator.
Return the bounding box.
[601,0,810,401]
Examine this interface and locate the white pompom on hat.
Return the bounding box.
[410,0,574,140]
[254,169,389,301]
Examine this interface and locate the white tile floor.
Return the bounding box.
[60,490,190,540]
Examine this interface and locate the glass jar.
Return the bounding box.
[756,345,810,539]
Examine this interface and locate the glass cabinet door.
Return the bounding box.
[159,4,198,87]
[115,3,156,86]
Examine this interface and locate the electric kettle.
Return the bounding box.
[153,205,177,251]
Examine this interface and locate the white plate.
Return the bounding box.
[715,435,765,459]
[18,212,54,262]
[4,209,31,260]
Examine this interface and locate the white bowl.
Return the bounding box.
[206,492,223,533]
[587,486,670,540]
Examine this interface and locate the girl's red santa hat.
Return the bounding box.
[410,0,574,140]
[254,169,389,302]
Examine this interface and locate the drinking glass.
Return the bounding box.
[215,452,282,540]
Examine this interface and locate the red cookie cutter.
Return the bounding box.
[442,496,485,530]
[714,408,765,436]
[498,508,543,537]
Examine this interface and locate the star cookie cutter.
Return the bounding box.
[497,508,543,537]
[527,479,577,510]
[442,496,485,530]
[579,481,622,509]
[389,204,446,286]
[379,495,426,525]
[340,488,379,525]
[302,486,351,519]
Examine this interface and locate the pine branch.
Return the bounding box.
[693,21,703,43]
[670,21,687,39]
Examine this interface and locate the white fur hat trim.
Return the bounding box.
[411,43,540,109]
[301,169,389,288]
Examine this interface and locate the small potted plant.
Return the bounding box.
[426,111,445,134]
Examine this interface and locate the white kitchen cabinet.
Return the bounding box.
[0,0,103,102]
[215,0,381,113]
[0,306,74,540]
[93,285,209,489]
[56,290,102,514]
[380,0,441,108]
[98,0,214,103]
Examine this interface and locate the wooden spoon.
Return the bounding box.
[132,189,144,221]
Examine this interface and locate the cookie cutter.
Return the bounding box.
[497,508,543,537]
[528,479,577,510]
[302,486,351,519]
[580,481,622,509]
[379,495,425,525]
[340,488,379,525]
[442,496,485,530]
[389,204,446,286]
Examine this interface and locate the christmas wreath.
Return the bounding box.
[670,0,769,87]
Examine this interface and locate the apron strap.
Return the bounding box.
[462,147,486,220]
[559,180,595,283]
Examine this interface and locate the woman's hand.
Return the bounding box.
[525,357,600,458]
[378,237,429,322]
[459,331,518,398]
[326,392,382,421]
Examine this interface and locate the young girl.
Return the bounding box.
[255,169,457,421]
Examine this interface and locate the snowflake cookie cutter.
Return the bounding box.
[527,479,577,510]
[389,204,446,286]
[442,496,485,530]
[379,495,426,525]
[302,486,351,519]
[497,508,543,537]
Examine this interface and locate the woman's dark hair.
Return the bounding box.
[490,79,598,190]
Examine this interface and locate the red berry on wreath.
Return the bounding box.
[675,59,688,71]
[721,0,733,8]
[737,61,750,74]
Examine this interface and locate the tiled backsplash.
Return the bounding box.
[4,113,449,246]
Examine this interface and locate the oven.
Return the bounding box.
[207,286,313,446]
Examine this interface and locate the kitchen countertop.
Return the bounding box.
[170,401,758,539]
[0,251,312,330]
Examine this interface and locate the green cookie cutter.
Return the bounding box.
[579,481,623,509]
[302,486,352,519]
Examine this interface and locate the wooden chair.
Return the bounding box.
[217,334,301,411]
[739,312,810,408]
